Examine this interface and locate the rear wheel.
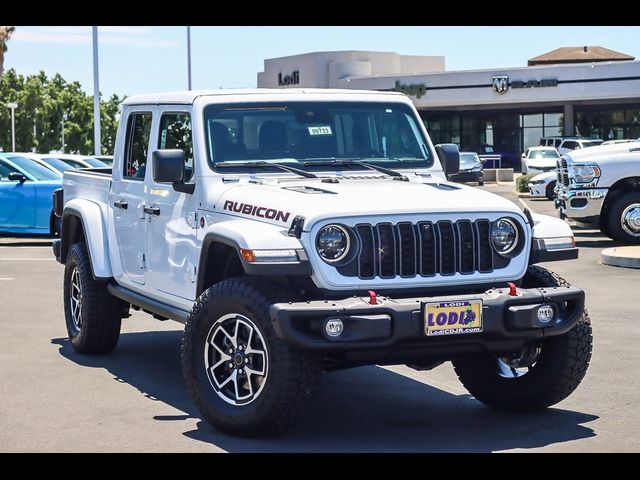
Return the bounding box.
[63,242,123,353]
[452,266,592,411]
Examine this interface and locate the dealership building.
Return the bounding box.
[257,47,640,165]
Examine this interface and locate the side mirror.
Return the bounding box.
[153,149,184,183]
[8,172,27,183]
[435,143,460,177]
[521,153,526,159]
[152,149,194,194]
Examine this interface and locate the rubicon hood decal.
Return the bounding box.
[223,200,291,223]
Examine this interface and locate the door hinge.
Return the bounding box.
[186,211,198,229]
[186,262,197,283]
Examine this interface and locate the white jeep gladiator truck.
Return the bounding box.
[556,141,640,243]
[53,89,592,436]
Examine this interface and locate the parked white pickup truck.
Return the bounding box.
[556,141,640,243]
[53,89,592,436]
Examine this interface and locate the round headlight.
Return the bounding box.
[491,218,519,255]
[316,225,350,263]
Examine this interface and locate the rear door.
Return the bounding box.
[109,108,154,286]
[0,159,36,230]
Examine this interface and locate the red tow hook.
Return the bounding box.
[368,290,378,305]
[508,282,518,297]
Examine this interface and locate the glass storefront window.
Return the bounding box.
[522,114,543,127]
[544,112,563,127]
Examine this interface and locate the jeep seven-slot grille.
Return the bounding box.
[354,220,494,279]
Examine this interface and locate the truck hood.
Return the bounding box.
[211,177,524,228]
[564,142,640,164]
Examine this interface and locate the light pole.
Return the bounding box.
[7,102,17,152]
[92,26,102,156]
[33,108,38,150]
[61,113,67,153]
[187,26,192,90]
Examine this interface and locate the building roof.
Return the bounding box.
[528,46,634,66]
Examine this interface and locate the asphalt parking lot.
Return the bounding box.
[1,184,639,452]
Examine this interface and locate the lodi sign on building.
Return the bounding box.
[278,70,300,86]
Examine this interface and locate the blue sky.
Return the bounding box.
[5,26,640,97]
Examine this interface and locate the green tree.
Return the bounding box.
[0,68,123,154]
[0,26,15,78]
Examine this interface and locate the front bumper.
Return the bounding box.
[556,188,607,223]
[270,285,584,355]
[528,184,547,198]
[448,170,483,184]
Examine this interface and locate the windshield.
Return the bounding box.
[459,153,480,166]
[42,157,73,172]
[55,158,86,168]
[8,156,60,180]
[582,140,603,148]
[529,150,559,159]
[204,102,431,172]
[83,158,108,167]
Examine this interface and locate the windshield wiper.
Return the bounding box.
[215,161,318,179]
[301,158,406,179]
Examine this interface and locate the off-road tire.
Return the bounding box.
[182,277,320,437]
[606,191,640,244]
[452,266,592,411]
[63,242,123,353]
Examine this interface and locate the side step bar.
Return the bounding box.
[107,283,190,324]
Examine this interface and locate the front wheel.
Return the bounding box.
[606,192,640,244]
[181,278,320,436]
[452,266,592,411]
[545,180,557,201]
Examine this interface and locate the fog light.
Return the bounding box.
[325,318,344,337]
[537,305,554,323]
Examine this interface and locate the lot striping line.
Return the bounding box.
[0,278,14,280]
[519,198,536,214]
[0,258,55,261]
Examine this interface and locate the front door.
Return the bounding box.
[0,160,36,231]
[145,109,198,304]
[110,109,154,286]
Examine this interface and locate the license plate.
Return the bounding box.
[424,300,483,336]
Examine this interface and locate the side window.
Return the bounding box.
[554,139,562,147]
[158,112,193,181]
[123,112,152,181]
[0,160,19,182]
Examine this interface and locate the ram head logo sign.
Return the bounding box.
[492,76,509,95]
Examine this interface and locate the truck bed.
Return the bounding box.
[63,168,112,207]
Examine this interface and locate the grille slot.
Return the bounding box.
[353,219,495,279]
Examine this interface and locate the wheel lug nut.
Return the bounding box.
[239,369,244,374]
[245,357,249,363]
[239,345,244,351]
[228,348,233,354]
[228,362,234,369]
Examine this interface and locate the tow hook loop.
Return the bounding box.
[368,290,378,305]
[508,282,517,297]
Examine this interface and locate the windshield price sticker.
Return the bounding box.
[308,126,333,136]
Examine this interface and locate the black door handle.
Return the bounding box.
[144,205,160,216]
[114,200,128,210]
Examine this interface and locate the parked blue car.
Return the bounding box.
[0,153,62,235]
